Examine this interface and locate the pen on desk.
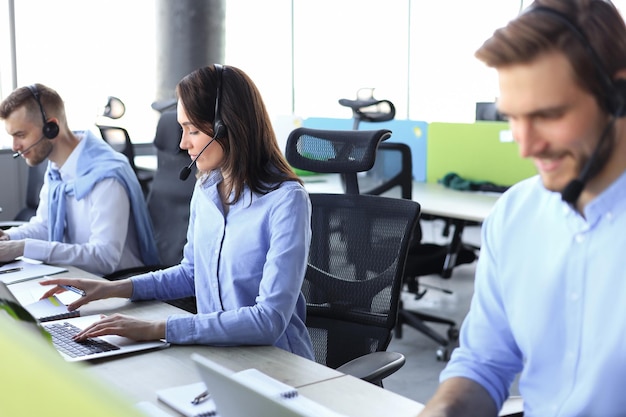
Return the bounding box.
[60,284,86,297]
[191,390,210,405]
[0,267,23,275]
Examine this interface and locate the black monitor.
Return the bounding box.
[475,102,507,121]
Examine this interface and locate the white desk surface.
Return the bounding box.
[302,174,499,223]
[9,267,425,417]
[411,181,499,223]
[135,155,157,171]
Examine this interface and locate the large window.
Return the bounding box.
[0,0,158,148]
[2,0,625,149]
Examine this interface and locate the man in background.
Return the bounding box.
[0,83,159,276]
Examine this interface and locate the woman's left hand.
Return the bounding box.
[73,313,166,342]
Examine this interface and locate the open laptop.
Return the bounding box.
[191,353,347,417]
[0,281,169,362]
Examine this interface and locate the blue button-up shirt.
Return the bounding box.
[442,171,626,416]
[131,170,314,359]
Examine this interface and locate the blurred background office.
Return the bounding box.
[0,0,558,149]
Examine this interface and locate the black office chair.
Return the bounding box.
[285,127,421,386]
[97,125,153,197]
[96,96,153,197]
[359,142,477,361]
[338,92,477,360]
[338,87,396,130]
[103,110,197,313]
[0,162,47,230]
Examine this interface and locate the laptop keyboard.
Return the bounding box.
[46,321,120,358]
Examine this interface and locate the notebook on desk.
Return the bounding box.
[0,281,169,362]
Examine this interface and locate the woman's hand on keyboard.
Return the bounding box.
[73,313,166,342]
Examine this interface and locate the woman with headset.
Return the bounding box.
[42,64,314,359]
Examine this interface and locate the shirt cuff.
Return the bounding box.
[22,238,50,261]
[5,229,22,240]
[130,275,157,300]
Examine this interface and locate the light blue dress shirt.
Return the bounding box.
[131,170,314,359]
[441,171,626,417]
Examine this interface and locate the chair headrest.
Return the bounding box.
[285,127,391,174]
[338,98,396,123]
[151,98,177,113]
[153,111,183,152]
[102,96,125,119]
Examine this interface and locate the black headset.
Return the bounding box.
[212,64,227,139]
[27,84,60,139]
[529,5,626,118]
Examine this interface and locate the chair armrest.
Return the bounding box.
[103,265,166,281]
[0,221,26,230]
[336,351,405,385]
[499,396,523,416]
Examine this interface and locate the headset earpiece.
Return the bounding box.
[42,120,60,139]
[609,78,626,118]
[212,64,227,140]
[213,120,225,139]
[27,84,59,139]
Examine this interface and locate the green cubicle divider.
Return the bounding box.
[427,122,537,186]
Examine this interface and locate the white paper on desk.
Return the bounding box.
[23,295,80,322]
[0,258,67,284]
[8,284,80,307]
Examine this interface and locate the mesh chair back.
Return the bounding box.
[362,142,413,200]
[285,127,391,195]
[286,127,420,370]
[305,193,419,369]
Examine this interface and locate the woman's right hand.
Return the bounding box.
[38,277,133,312]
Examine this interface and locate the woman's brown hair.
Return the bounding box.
[176,64,301,204]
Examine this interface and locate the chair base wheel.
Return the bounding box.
[436,346,450,361]
[447,327,459,342]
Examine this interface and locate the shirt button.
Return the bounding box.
[606,212,613,221]
[570,292,580,301]
[575,234,585,243]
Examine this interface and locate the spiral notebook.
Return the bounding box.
[157,381,217,417]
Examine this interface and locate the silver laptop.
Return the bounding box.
[191,353,346,417]
[0,281,169,362]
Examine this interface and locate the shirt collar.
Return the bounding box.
[200,169,223,189]
[51,131,85,181]
[584,169,626,223]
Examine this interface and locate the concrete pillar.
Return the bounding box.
[155,0,226,103]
